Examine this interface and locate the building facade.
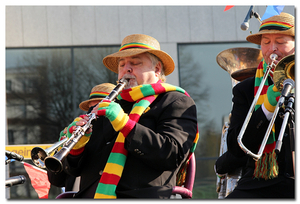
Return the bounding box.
[5,5,295,199]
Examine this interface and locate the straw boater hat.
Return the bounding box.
[79,83,116,111]
[103,34,175,76]
[246,12,294,45]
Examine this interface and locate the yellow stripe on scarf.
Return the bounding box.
[161,83,177,91]
[129,88,144,101]
[74,135,91,150]
[257,94,265,106]
[115,133,125,143]
[94,193,116,199]
[194,131,199,144]
[130,105,148,115]
[111,113,130,132]
[264,96,276,112]
[103,163,124,177]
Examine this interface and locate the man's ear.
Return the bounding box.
[155,61,162,75]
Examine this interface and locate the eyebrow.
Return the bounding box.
[118,56,141,62]
[261,36,285,40]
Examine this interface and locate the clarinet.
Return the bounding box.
[44,78,128,173]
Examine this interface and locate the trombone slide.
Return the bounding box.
[237,63,273,160]
[237,54,295,161]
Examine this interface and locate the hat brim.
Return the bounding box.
[79,98,105,112]
[246,27,295,45]
[103,48,175,76]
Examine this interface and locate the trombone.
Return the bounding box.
[237,54,295,161]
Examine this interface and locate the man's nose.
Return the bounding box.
[271,42,278,52]
[124,62,132,73]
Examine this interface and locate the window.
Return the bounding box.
[178,42,259,199]
[6,80,12,92]
[6,46,119,199]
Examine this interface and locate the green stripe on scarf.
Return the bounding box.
[96,183,117,196]
[107,153,127,165]
[253,59,278,180]
[140,84,157,96]
[94,81,198,198]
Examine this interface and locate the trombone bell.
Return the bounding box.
[273,54,295,92]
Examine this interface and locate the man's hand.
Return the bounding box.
[95,100,130,132]
[59,115,93,155]
[263,84,281,112]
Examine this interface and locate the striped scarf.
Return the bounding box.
[253,59,279,180]
[94,81,198,198]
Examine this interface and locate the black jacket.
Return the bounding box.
[49,91,197,198]
[227,76,294,190]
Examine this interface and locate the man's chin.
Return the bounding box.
[124,81,138,89]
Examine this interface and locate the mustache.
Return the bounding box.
[121,74,138,89]
[122,74,136,81]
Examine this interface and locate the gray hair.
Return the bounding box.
[146,52,166,82]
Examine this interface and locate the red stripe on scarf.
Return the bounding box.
[151,83,166,94]
[100,172,120,185]
[112,142,128,155]
[254,85,269,95]
[120,119,136,137]
[70,147,85,155]
[120,88,134,101]
[184,91,190,97]
[261,85,269,95]
[263,142,276,153]
[97,109,107,117]
[129,113,141,121]
[144,95,157,102]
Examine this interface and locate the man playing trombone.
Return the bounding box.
[226,12,295,198]
[47,34,198,198]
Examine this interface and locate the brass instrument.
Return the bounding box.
[274,54,295,153]
[31,137,68,168]
[44,78,128,173]
[216,47,263,86]
[274,55,295,176]
[215,47,263,198]
[273,54,295,92]
[237,54,295,161]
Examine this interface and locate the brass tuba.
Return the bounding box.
[215,47,263,198]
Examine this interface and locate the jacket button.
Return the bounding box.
[256,120,263,129]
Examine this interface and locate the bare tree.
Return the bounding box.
[6,47,118,144]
